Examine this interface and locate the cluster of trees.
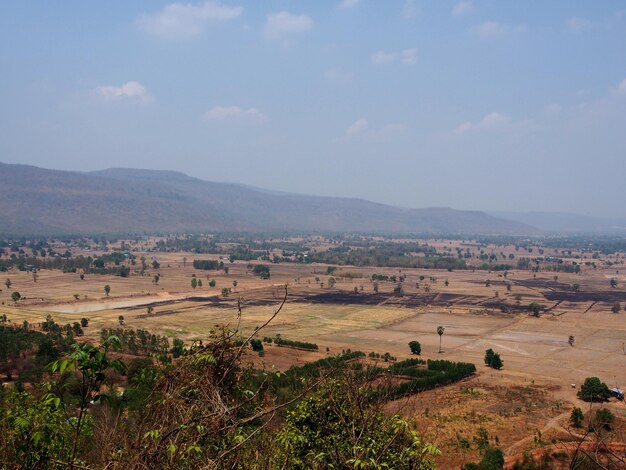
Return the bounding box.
[484,349,503,370]
[192,259,222,270]
[264,336,318,351]
[99,328,173,356]
[252,264,271,279]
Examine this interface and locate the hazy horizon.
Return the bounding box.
[2,1,625,218]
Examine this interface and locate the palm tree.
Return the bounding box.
[437,326,445,353]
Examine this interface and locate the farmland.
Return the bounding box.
[1,234,626,466]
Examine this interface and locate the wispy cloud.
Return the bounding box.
[452,1,474,16]
[203,106,267,124]
[473,21,527,37]
[456,112,511,133]
[346,118,406,142]
[566,17,595,32]
[401,0,419,20]
[617,78,626,96]
[337,0,360,9]
[96,81,153,104]
[371,48,417,65]
[264,12,313,40]
[137,1,242,39]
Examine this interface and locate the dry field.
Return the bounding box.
[2,244,626,461]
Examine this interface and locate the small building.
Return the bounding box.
[610,388,624,400]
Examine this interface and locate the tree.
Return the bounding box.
[182,257,187,267]
[570,407,584,428]
[104,285,111,297]
[568,335,575,347]
[153,275,159,285]
[594,408,615,431]
[578,377,611,402]
[11,291,21,303]
[373,281,379,293]
[221,287,230,297]
[209,279,216,288]
[528,302,543,317]
[47,336,125,468]
[273,379,439,469]
[610,278,618,288]
[232,280,238,291]
[328,277,336,288]
[437,326,445,353]
[250,339,264,352]
[118,315,125,326]
[611,302,621,313]
[490,353,503,370]
[408,341,421,355]
[484,349,503,369]
[191,277,198,289]
[80,318,89,328]
[5,278,11,289]
[171,338,185,358]
[484,349,495,366]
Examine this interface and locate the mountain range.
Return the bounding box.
[0,162,548,236]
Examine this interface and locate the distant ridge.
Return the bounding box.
[0,162,538,236]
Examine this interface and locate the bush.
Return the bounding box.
[484,349,503,370]
[408,341,421,355]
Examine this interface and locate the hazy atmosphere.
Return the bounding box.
[1,1,626,217]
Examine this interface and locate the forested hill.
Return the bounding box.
[0,162,537,236]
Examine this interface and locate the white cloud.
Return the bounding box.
[371,48,417,65]
[617,78,626,96]
[455,112,511,133]
[96,81,152,104]
[346,118,368,136]
[473,21,526,37]
[566,17,595,32]
[346,119,406,141]
[137,1,242,39]
[264,12,313,40]
[337,0,360,9]
[203,106,267,124]
[452,1,473,16]
[324,68,353,83]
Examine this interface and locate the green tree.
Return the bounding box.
[611,302,621,313]
[171,338,185,358]
[328,277,336,288]
[594,408,615,430]
[4,278,11,290]
[273,379,439,469]
[221,287,230,297]
[578,377,611,402]
[610,278,618,288]
[11,291,21,303]
[209,279,216,288]
[484,349,495,366]
[408,340,421,355]
[48,336,126,467]
[191,277,198,289]
[570,407,584,428]
[80,317,89,328]
[118,315,125,326]
[490,353,503,370]
[104,284,111,297]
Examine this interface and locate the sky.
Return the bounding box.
[1,1,626,217]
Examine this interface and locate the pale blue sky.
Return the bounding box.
[1,1,625,217]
